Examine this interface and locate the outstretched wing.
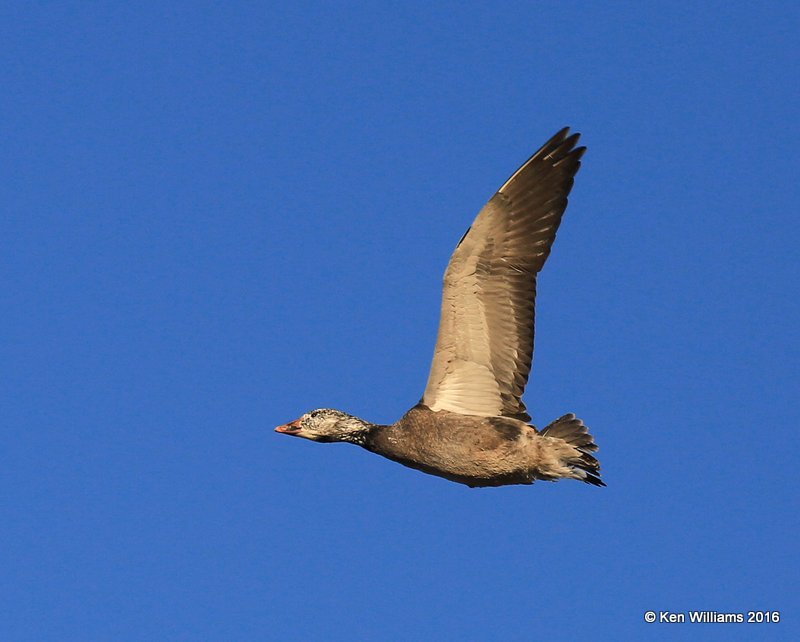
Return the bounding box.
[421,128,585,421]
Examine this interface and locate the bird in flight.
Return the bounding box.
[276,128,603,488]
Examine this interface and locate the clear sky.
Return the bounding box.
[2,1,798,640]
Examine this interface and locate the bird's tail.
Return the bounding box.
[540,413,605,486]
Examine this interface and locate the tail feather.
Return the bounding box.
[540,413,605,487]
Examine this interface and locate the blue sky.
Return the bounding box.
[2,1,798,640]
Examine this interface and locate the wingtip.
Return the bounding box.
[544,127,572,149]
[552,126,581,142]
[499,127,584,192]
[542,128,583,161]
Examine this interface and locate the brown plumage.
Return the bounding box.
[276,128,604,488]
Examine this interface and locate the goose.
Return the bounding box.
[276,127,603,488]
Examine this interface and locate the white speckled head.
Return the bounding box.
[275,408,372,444]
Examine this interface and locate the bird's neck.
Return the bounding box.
[337,415,382,446]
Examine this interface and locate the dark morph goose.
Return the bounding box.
[276,128,603,488]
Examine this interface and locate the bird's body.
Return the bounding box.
[364,406,601,488]
[276,128,604,488]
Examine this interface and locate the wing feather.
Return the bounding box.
[421,128,585,420]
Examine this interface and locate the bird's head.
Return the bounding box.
[275,408,371,444]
